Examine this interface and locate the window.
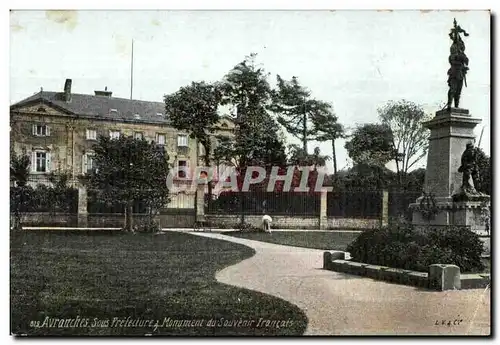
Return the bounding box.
[83,153,95,174]
[156,133,166,145]
[177,160,188,178]
[32,151,50,173]
[134,131,144,140]
[134,114,141,120]
[156,112,163,116]
[109,130,120,140]
[86,129,97,140]
[32,124,50,137]
[177,134,188,147]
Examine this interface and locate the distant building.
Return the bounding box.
[10,79,235,208]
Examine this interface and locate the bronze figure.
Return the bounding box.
[457,143,478,194]
[446,19,469,109]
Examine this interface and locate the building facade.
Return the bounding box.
[10,79,235,209]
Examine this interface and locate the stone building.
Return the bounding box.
[10,79,235,210]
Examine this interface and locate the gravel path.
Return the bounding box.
[184,231,490,336]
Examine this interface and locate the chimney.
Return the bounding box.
[94,86,113,98]
[63,79,72,102]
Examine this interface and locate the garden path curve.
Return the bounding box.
[179,231,490,335]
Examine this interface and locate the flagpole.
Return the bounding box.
[130,39,134,100]
[478,126,485,148]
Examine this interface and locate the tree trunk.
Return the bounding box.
[13,188,25,231]
[124,203,133,231]
[395,158,403,189]
[331,139,337,175]
[302,111,307,153]
[204,152,213,207]
[13,211,21,231]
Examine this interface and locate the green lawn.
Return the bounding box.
[10,231,307,336]
[225,231,361,251]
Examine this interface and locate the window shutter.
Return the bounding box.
[186,159,191,179]
[31,151,36,172]
[46,126,51,136]
[83,154,88,174]
[46,152,51,172]
[32,125,36,136]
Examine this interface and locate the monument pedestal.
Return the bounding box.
[410,107,490,256]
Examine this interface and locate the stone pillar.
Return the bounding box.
[411,107,484,228]
[421,108,481,200]
[195,183,206,222]
[319,191,328,230]
[428,264,461,291]
[77,186,88,228]
[381,190,389,227]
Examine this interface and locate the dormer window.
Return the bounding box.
[156,112,163,116]
[109,108,118,115]
[37,107,46,112]
[134,114,141,120]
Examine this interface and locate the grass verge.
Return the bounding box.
[10,230,307,336]
[225,230,360,251]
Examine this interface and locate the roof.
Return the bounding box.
[10,91,169,124]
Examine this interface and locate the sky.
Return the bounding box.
[9,10,491,172]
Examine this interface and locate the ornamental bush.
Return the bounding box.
[346,224,485,273]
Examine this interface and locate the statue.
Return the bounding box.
[457,143,479,195]
[445,19,470,109]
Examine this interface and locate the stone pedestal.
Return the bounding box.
[319,191,327,230]
[77,186,88,228]
[422,108,481,198]
[195,183,206,223]
[381,190,389,227]
[410,107,490,255]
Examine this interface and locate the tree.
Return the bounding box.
[85,135,171,231]
[311,111,345,175]
[46,171,77,214]
[336,163,397,191]
[404,167,426,192]
[378,100,431,184]
[213,54,288,222]
[474,147,491,195]
[344,123,396,167]
[287,145,329,168]
[10,150,31,230]
[215,54,287,174]
[165,81,222,167]
[269,75,332,153]
[165,81,222,197]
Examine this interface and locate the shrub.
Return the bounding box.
[346,224,485,273]
[134,218,161,233]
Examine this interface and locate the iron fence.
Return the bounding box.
[388,191,422,222]
[327,191,382,219]
[206,191,321,216]
[87,190,194,215]
[10,176,78,213]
